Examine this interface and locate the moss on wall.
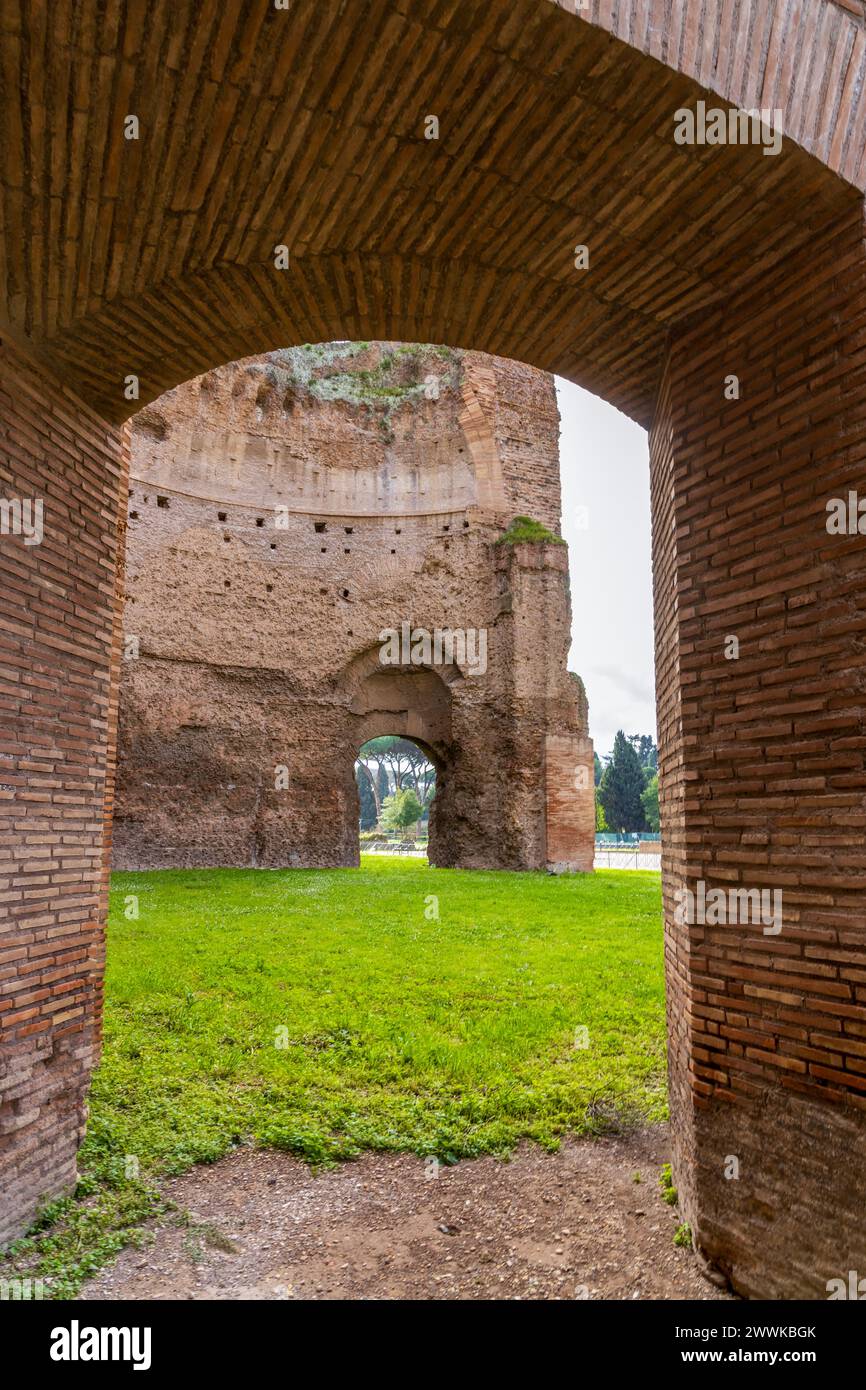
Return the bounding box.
[246,342,462,440]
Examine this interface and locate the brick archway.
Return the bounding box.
[2,1,866,1295]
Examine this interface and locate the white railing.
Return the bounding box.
[594,849,661,871]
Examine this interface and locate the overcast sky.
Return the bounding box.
[556,377,656,761]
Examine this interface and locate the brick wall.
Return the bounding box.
[0,343,127,1246]
[653,203,866,1296]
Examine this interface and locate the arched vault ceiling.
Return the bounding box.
[0,0,862,426]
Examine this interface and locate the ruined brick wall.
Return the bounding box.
[0,342,128,1247]
[114,343,592,873]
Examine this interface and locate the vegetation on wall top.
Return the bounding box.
[495,515,565,546]
[246,342,462,442]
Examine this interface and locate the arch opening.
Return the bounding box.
[356,735,438,860]
[3,0,866,1298]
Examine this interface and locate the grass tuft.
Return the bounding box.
[495,515,566,546]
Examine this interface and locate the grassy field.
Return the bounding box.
[3,858,665,1296]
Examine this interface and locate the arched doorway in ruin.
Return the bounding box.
[3,0,866,1296]
[355,735,439,858]
[344,651,455,869]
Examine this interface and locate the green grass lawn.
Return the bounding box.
[4,858,665,1296]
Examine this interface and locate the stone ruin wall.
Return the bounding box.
[114,342,595,871]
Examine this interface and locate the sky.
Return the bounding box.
[555,377,656,761]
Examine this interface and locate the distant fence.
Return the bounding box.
[594,848,661,871]
[361,834,428,857]
[595,833,660,845]
[594,833,661,870]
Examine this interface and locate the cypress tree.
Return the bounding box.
[598,730,648,833]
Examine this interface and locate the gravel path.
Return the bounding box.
[81,1126,730,1301]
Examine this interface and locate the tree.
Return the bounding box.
[381,786,424,833]
[598,730,647,833]
[377,760,389,807]
[594,750,604,786]
[641,772,660,833]
[356,736,436,811]
[355,761,378,822]
[627,734,658,773]
[356,763,378,829]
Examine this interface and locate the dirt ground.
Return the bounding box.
[81,1125,731,1301]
